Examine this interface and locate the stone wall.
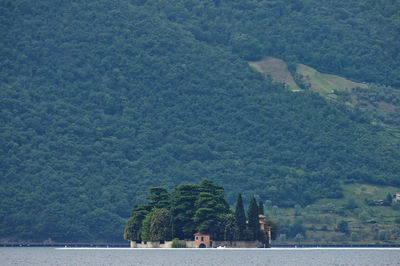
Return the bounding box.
[185,241,196,248]
[130,241,197,248]
[211,241,264,248]
[130,240,266,248]
[130,241,173,248]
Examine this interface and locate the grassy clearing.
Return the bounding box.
[296,64,367,94]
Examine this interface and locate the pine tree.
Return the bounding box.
[193,179,229,237]
[234,193,246,240]
[170,184,199,239]
[146,187,170,209]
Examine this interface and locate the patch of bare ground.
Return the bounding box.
[249,57,301,91]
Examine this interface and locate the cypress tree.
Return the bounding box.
[258,200,264,215]
[247,196,259,234]
[234,193,246,239]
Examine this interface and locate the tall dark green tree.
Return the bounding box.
[247,197,259,232]
[234,193,246,239]
[247,196,264,241]
[193,179,229,237]
[170,184,200,239]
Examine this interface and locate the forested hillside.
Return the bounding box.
[0,0,399,242]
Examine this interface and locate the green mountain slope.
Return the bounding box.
[270,183,400,245]
[0,0,399,242]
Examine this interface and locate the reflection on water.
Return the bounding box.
[1,247,400,266]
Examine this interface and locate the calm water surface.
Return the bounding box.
[1,247,400,266]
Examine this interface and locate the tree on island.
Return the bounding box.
[147,187,170,209]
[170,184,199,239]
[247,196,263,240]
[140,212,153,242]
[215,213,239,241]
[123,217,136,241]
[123,204,150,242]
[193,179,230,238]
[247,197,259,230]
[234,193,246,240]
[150,208,173,241]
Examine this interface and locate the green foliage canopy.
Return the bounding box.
[150,208,173,242]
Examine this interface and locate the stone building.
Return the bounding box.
[194,232,211,248]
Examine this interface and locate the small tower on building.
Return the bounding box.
[259,214,272,247]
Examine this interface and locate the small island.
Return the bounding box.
[124,179,278,248]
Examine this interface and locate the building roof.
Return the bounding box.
[194,232,210,236]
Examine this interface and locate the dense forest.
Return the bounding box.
[0,0,399,242]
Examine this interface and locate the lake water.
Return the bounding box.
[1,247,400,266]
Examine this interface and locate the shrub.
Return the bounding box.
[171,238,186,248]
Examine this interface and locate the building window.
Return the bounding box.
[201,237,204,241]
[196,236,198,240]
